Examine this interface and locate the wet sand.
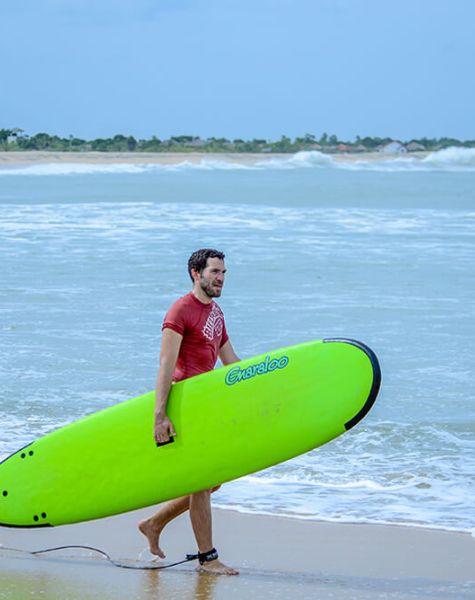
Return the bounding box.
[1,506,474,599]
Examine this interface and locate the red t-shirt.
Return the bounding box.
[162,292,229,382]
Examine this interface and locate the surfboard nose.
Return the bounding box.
[323,338,381,431]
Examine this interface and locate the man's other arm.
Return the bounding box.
[154,328,182,444]
[219,340,240,365]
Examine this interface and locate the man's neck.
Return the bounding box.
[192,287,213,305]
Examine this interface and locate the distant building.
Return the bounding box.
[7,127,24,144]
[161,139,176,147]
[379,141,407,154]
[406,142,426,152]
[336,144,352,152]
[186,138,207,148]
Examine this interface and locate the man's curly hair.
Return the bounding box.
[187,248,225,282]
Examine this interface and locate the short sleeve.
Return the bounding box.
[219,320,229,348]
[162,299,187,336]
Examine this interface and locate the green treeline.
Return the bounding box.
[1,129,474,153]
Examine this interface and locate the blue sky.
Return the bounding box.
[2,0,474,140]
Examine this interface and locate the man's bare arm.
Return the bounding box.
[219,340,240,365]
[154,328,183,444]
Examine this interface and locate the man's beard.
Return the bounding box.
[200,276,222,298]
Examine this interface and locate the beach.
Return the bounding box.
[3,0,475,596]
[0,150,429,167]
[1,507,474,599]
[1,148,474,598]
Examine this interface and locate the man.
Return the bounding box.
[138,248,240,575]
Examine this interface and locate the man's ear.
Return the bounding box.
[191,268,200,283]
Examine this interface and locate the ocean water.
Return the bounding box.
[1,149,474,533]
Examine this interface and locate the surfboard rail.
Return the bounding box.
[1,338,381,528]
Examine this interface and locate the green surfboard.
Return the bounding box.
[0,338,380,528]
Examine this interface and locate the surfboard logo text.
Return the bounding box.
[225,355,289,386]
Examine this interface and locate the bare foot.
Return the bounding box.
[138,518,166,558]
[196,559,239,576]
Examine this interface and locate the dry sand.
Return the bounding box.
[0,150,429,168]
[1,506,474,600]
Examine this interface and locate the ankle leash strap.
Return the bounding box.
[186,547,219,565]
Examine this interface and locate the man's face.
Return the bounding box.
[195,257,226,298]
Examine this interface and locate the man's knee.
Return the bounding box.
[192,489,211,499]
[191,485,221,499]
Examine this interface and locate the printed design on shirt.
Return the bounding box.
[202,303,224,341]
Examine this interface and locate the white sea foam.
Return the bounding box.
[421,146,475,168]
[1,147,475,175]
[243,474,417,492]
[0,162,156,176]
[341,147,475,172]
[254,150,334,169]
[213,502,471,534]
[268,147,475,172]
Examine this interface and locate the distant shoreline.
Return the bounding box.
[0,150,430,167]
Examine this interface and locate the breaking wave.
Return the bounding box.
[261,147,475,172]
[0,147,474,175]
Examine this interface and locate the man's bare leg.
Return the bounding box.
[189,489,239,575]
[138,495,190,558]
[138,485,222,558]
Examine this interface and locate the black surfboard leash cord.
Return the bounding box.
[0,544,219,570]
